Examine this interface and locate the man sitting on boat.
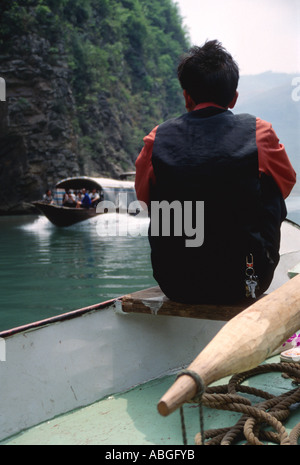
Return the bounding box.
[75,191,82,203]
[135,40,296,305]
[43,189,54,204]
[63,190,76,208]
[76,188,91,209]
[90,188,100,208]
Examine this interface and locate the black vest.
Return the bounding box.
[149,107,286,304]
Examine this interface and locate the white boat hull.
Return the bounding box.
[0,220,299,441]
[0,301,225,441]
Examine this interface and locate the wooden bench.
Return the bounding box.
[121,286,254,321]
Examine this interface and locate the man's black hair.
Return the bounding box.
[177,40,239,107]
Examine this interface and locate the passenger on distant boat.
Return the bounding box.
[76,188,91,209]
[90,188,100,207]
[63,190,76,208]
[135,40,297,305]
[42,189,54,204]
[74,191,81,202]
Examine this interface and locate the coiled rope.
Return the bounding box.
[179,362,300,445]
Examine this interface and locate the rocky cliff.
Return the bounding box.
[0,33,80,213]
[0,0,188,213]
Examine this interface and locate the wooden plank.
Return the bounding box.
[121,286,253,321]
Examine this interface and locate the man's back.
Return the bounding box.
[148,107,286,303]
[135,40,296,305]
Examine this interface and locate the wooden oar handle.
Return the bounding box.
[158,273,300,416]
[158,369,206,416]
[158,375,199,416]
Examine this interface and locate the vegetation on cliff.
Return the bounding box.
[0,0,189,211]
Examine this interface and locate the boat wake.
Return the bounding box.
[95,212,150,238]
[18,212,150,239]
[19,216,55,235]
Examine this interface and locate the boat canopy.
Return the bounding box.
[56,176,135,191]
[56,176,137,208]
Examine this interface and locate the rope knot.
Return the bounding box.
[176,369,206,445]
[176,369,206,399]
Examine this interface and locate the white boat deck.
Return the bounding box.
[2,355,299,445]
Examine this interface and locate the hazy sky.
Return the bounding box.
[175,0,300,75]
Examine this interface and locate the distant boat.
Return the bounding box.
[33,175,137,227]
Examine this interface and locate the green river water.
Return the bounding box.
[0,194,299,332]
[0,212,154,331]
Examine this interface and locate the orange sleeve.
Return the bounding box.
[135,126,158,207]
[256,118,296,199]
